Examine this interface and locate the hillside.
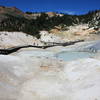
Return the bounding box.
[0,6,100,38]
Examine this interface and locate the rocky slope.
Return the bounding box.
[0,6,100,49]
[0,32,43,48]
[0,6,100,38]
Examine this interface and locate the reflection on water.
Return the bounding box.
[56,51,96,61]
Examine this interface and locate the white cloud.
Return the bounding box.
[59,10,75,15]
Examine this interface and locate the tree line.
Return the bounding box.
[0,10,99,38]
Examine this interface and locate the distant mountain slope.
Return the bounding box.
[0,6,100,38]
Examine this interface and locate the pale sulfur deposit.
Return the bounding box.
[0,47,100,100]
[0,32,43,48]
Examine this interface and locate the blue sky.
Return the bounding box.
[0,0,100,14]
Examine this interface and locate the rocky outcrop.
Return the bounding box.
[0,32,43,48]
[88,10,100,29]
[40,31,65,43]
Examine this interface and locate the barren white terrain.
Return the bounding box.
[0,43,100,100]
[0,32,43,48]
[0,31,100,100]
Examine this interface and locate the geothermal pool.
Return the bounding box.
[17,49,96,62]
[56,51,95,61]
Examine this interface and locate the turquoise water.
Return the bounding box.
[56,51,95,61]
[17,49,96,61]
